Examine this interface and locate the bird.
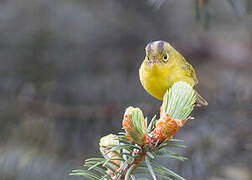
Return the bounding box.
[139,40,208,106]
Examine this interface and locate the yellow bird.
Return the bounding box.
[139,40,208,106]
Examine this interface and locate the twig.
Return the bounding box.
[113,147,146,180]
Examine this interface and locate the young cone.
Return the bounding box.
[122,106,147,145]
[99,134,121,172]
[150,81,196,146]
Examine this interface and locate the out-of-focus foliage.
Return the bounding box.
[150,0,247,29]
[0,0,251,180]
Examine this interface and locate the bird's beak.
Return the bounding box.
[148,59,158,64]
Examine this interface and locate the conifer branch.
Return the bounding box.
[70,81,198,179]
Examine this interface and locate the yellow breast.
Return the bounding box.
[139,60,195,100]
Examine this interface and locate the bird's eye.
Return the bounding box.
[147,56,151,62]
[163,53,169,62]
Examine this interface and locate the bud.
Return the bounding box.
[161,81,196,120]
[122,106,146,145]
[99,134,119,150]
[150,81,196,146]
[99,134,120,171]
[150,114,188,144]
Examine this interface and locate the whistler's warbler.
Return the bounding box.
[139,40,208,106]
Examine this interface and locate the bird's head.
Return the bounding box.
[145,40,172,65]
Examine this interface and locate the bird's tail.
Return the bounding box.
[195,90,208,106]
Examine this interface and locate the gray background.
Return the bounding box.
[0,0,251,179]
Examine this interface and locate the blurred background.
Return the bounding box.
[0,0,251,179]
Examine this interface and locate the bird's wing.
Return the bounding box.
[181,59,198,85]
